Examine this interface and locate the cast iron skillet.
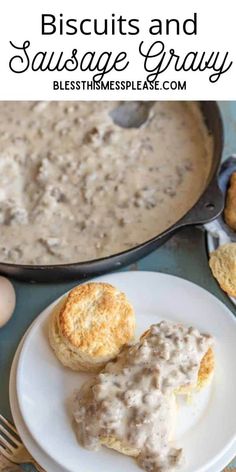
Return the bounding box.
[0,101,224,282]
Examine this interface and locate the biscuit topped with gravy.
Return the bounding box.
[49,282,135,372]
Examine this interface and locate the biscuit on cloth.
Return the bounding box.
[209,243,236,297]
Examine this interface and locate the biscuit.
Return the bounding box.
[224,172,236,231]
[74,323,214,459]
[99,344,213,456]
[177,347,214,394]
[197,347,215,388]
[49,282,135,372]
[209,243,236,297]
[100,394,177,457]
[75,382,177,458]
[141,328,214,394]
[96,348,213,456]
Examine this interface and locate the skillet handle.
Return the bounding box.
[174,178,224,228]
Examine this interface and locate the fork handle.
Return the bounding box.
[2,467,22,472]
[30,460,46,472]
[0,454,22,471]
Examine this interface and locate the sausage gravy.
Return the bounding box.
[73,321,213,472]
[0,101,212,264]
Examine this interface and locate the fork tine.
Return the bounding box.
[0,437,13,455]
[0,442,11,458]
[0,415,19,436]
[0,424,21,449]
[0,429,16,452]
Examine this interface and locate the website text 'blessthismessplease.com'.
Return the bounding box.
[52,79,187,92]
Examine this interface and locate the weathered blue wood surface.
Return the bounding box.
[0,102,236,471]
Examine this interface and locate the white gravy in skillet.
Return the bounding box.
[73,321,213,472]
[0,101,212,264]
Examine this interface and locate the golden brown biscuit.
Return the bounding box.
[224,172,236,231]
[49,282,135,372]
[209,243,236,297]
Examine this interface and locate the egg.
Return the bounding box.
[0,276,16,327]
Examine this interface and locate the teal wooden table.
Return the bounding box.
[0,102,236,471]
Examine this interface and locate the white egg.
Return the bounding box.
[0,276,16,327]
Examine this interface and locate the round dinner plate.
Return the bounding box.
[10,316,236,472]
[10,327,66,472]
[15,272,236,472]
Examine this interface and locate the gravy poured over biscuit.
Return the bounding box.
[73,321,213,472]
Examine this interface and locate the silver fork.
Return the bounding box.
[0,415,45,472]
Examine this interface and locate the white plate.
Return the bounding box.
[10,319,236,472]
[9,322,236,472]
[10,326,65,472]
[15,272,236,472]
